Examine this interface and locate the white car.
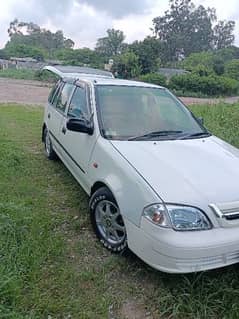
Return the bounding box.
[42,66,239,273]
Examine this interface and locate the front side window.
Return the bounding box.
[68,86,89,119]
[56,83,74,113]
[96,85,207,140]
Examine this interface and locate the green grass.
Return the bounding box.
[0,69,36,81]
[0,69,57,82]
[174,90,216,98]
[190,103,239,148]
[1,103,239,318]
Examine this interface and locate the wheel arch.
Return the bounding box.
[42,123,47,142]
[91,181,114,198]
[90,179,127,223]
[90,180,123,210]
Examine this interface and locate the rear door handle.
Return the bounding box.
[48,113,51,119]
[62,127,67,135]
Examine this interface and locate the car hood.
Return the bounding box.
[111,136,239,206]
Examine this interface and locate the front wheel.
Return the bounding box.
[90,187,127,253]
[44,128,57,160]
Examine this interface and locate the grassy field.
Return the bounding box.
[0,69,37,81]
[0,69,57,82]
[1,103,239,319]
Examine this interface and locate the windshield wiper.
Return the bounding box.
[128,130,183,141]
[176,132,211,140]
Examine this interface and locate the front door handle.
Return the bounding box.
[62,126,67,135]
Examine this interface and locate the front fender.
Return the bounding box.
[88,138,161,226]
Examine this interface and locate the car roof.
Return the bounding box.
[84,77,164,89]
[43,65,114,79]
[42,65,165,89]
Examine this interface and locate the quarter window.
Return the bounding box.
[68,86,89,119]
[56,83,74,113]
[52,82,64,107]
[48,80,60,104]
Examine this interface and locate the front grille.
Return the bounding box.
[222,209,239,220]
[209,202,239,227]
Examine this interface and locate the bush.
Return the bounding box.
[171,90,211,98]
[191,65,213,77]
[138,73,167,87]
[181,51,215,71]
[169,73,239,96]
[34,70,58,82]
[225,59,239,80]
[112,51,141,79]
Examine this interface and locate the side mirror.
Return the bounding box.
[66,118,93,135]
[197,117,204,125]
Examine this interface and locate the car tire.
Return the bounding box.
[44,128,57,160]
[90,187,127,253]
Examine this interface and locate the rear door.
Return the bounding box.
[47,81,74,155]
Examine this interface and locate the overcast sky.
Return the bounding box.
[0,0,238,49]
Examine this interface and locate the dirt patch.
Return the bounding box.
[117,299,153,319]
[180,96,239,105]
[0,77,51,106]
[0,77,239,106]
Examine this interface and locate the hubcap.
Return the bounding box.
[95,200,126,245]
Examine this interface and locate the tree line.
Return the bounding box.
[0,0,238,84]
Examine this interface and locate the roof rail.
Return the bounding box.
[42,65,114,79]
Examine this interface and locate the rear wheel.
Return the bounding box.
[44,128,57,160]
[90,187,127,253]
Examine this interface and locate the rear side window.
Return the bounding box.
[56,83,74,113]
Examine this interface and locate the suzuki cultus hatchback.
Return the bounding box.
[42,66,239,273]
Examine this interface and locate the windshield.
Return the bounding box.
[96,85,207,141]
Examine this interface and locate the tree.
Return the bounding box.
[54,48,104,68]
[64,38,75,49]
[129,37,162,74]
[8,19,40,37]
[153,0,215,61]
[152,0,235,61]
[6,19,75,58]
[4,43,46,61]
[216,46,239,63]
[95,29,126,58]
[0,49,9,59]
[213,21,235,50]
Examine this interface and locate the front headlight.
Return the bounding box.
[143,204,212,231]
[166,205,212,231]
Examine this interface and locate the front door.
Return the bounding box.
[59,83,97,191]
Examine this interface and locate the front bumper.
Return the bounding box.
[125,218,239,273]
